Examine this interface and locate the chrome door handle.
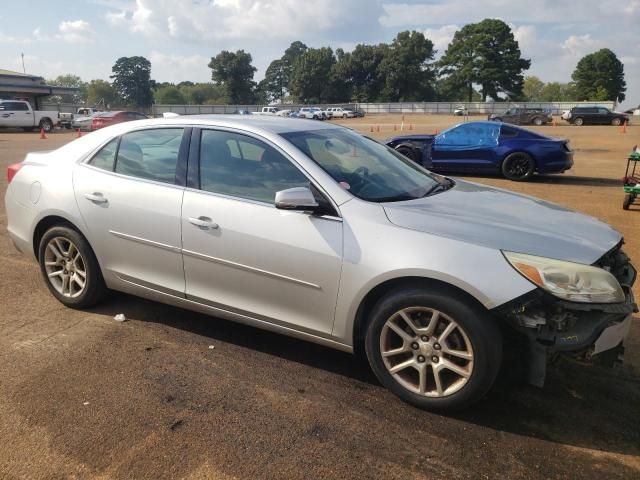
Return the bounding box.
[84,192,108,204]
[188,216,219,229]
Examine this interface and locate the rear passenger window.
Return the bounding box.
[114,128,184,184]
[89,138,119,171]
[500,126,519,138]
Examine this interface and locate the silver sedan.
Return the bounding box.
[5,116,636,410]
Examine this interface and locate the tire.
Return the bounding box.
[533,117,543,126]
[38,226,108,309]
[573,117,584,126]
[395,144,420,163]
[623,193,634,210]
[312,115,318,120]
[343,114,348,119]
[612,118,622,126]
[39,118,53,132]
[502,152,535,181]
[364,287,502,411]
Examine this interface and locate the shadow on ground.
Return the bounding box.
[88,292,640,458]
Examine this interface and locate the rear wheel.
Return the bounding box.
[623,193,634,210]
[395,144,420,163]
[38,226,108,309]
[533,117,543,126]
[502,152,535,181]
[612,118,622,126]
[573,117,584,126]
[364,287,502,411]
[39,118,53,132]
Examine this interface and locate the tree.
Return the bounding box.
[539,82,576,102]
[47,74,85,103]
[378,31,436,101]
[439,19,531,101]
[289,47,336,103]
[208,50,257,104]
[85,79,119,107]
[523,76,545,101]
[281,41,308,93]
[154,85,186,104]
[333,43,388,102]
[260,59,287,103]
[110,56,153,107]
[181,83,228,104]
[572,48,626,102]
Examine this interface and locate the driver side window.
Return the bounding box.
[199,130,310,204]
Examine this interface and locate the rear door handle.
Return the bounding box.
[188,216,219,229]
[84,192,108,204]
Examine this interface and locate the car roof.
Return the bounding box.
[102,114,341,134]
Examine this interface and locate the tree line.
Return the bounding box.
[47,18,627,108]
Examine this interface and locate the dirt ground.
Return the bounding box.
[0,116,638,480]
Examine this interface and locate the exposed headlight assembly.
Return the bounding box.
[503,251,625,304]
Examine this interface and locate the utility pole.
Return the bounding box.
[21,53,26,73]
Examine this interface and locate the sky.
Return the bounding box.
[1,0,638,108]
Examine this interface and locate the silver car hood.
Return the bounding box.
[383,180,621,264]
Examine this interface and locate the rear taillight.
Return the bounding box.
[7,163,23,183]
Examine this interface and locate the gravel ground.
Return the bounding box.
[0,118,638,479]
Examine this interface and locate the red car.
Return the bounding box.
[90,111,148,130]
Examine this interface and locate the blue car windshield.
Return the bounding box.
[434,122,500,150]
[281,128,443,202]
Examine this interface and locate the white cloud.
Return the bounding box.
[111,0,370,40]
[57,19,94,44]
[423,25,459,54]
[149,51,211,83]
[512,25,536,52]
[0,31,33,44]
[561,34,602,58]
[105,10,128,27]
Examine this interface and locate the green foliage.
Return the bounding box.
[110,56,153,107]
[289,47,336,103]
[153,85,186,104]
[378,31,436,101]
[208,50,257,104]
[259,59,287,103]
[523,76,545,101]
[332,43,388,102]
[539,82,576,102]
[439,19,530,101]
[47,74,85,103]
[85,79,120,108]
[572,48,626,101]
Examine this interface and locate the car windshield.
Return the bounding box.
[281,128,443,202]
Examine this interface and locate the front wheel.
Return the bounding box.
[573,117,584,126]
[612,118,622,126]
[502,152,535,181]
[38,226,108,309]
[365,287,502,411]
[533,117,543,126]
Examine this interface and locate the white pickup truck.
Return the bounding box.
[0,100,59,132]
[253,106,280,116]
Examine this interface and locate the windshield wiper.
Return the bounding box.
[422,177,455,197]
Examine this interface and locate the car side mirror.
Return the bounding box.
[275,187,319,212]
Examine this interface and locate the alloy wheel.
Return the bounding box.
[43,237,87,298]
[380,307,474,397]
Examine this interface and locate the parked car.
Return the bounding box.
[298,107,326,120]
[253,106,279,116]
[489,107,553,126]
[453,105,468,116]
[60,107,100,129]
[0,100,59,132]
[325,107,355,118]
[5,116,635,411]
[232,109,252,115]
[385,121,573,181]
[90,111,148,130]
[352,108,366,118]
[562,106,629,126]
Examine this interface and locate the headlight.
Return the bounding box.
[503,251,625,303]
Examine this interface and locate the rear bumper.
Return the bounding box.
[538,151,574,174]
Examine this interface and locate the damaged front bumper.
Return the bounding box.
[495,248,637,386]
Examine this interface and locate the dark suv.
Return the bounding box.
[563,106,628,126]
[489,107,552,126]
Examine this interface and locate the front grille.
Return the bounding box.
[595,243,636,288]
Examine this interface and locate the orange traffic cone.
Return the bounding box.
[409,124,413,130]
[370,125,374,132]
[434,129,439,135]
[76,128,82,138]
[552,117,557,127]
[621,121,627,134]
[39,128,47,139]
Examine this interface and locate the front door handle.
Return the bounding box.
[188,216,219,229]
[84,192,108,204]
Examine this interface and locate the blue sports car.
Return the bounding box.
[385,121,573,181]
